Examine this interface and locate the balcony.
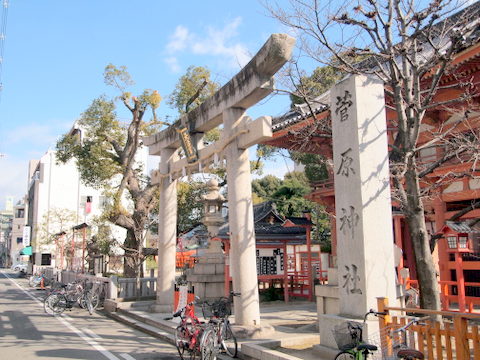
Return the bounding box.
[309,178,335,199]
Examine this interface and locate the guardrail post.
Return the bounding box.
[109,275,118,300]
[377,297,392,357]
[453,315,469,360]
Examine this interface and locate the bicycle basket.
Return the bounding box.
[332,321,362,350]
[202,298,231,319]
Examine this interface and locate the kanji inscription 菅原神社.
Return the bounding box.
[339,205,360,239]
[335,90,353,122]
[336,147,355,177]
[342,264,362,294]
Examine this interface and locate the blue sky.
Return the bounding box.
[0,1,304,209]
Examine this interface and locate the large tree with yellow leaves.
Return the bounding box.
[56,64,162,278]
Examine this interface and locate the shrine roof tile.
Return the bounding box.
[445,220,480,233]
[285,216,314,226]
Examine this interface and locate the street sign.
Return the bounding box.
[22,226,31,247]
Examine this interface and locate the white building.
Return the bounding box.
[26,149,131,272]
[25,128,151,274]
[9,201,27,267]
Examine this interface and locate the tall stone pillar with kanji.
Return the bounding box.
[332,74,397,316]
[316,75,397,356]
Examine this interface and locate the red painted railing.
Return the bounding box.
[407,279,480,313]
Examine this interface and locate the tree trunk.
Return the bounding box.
[135,228,144,300]
[404,165,441,311]
[123,229,138,278]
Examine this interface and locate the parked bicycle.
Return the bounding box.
[44,280,96,315]
[387,317,427,360]
[170,297,217,360]
[201,292,240,358]
[333,309,387,359]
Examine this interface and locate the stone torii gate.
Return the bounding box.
[143,34,295,328]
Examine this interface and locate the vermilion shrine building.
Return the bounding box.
[217,201,325,302]
[262,37,480,312]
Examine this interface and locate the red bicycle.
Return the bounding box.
[172,298,217,360]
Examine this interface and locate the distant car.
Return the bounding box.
[11,263,28,272]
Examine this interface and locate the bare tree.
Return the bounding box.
[265,0,480,310]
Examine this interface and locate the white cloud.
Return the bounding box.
[0,120,73,207]
[4,121,71,149]
[0,156,29,207]
[164,56,181,73]
[166,25,190,54]
[5,125,55,147]
[164,17,251,71]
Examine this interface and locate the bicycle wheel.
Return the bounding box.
[200,328,217,360]
[334,351,355,359]
[80,291,99,311]
[89,292,100,310]
[397,348,425,359]
[84,293,94,315]
[221,323,237,357]
[44,294,67,315]
[175,325,189,360]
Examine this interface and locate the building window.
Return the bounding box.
[15,209,24,218]
[16,237,22,244]
[41,254,51,266]
[458,236,468,249]
[447,236,457,249]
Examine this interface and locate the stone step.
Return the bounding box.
[116,307,177,334]
[106,311,175,344]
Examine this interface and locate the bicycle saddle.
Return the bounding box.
[397,349,424,359]
[357,343,378,351]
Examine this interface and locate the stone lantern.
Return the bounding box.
[186,179,227,300]
[201,179,225,234]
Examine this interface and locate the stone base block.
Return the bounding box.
[327,267,338,286]
[232,323,275,339]
[103,299,118,313]
[193,281,225,300]
[312,344,340,359]
[150,303,174,313]
[315,284,339,315]
[318,313,380,350]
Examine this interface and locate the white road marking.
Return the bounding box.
[83,328,101,339]
[62,314,74,321]
[2,272,120,360]
[120,353,136,360]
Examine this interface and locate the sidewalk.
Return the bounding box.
[104,300,328,360]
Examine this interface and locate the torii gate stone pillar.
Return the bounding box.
[223,107,259,326]
[144,34,295,330]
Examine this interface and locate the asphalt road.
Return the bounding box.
[0,269,180,360]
